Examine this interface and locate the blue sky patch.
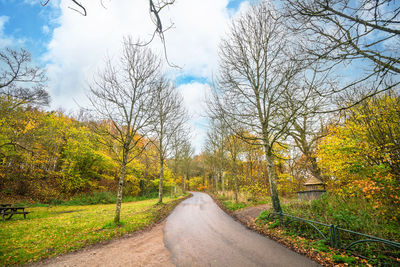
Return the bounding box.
[0,0,58,60]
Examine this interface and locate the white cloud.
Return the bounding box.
[44,0,248,151]
[177,82,212,119]
[176,82,213,154]
[42,25,50,34]
[45,0,238,108]
[0,16,25,49]
[0,16,13,48]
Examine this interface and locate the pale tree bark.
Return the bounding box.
[158,157,164,202]
[88,36,160,224]
[114,151,127,223]
[264,145,281,213]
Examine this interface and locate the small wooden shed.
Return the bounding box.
[304,176,325,191]
[297,175,326,200]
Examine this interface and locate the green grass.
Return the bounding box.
[217,191,270,211]
[221,201,247,211]
[0,195,185,265]
[332,254,357,264]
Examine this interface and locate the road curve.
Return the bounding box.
[164,192,320,267]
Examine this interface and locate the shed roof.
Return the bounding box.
[304,176,324,186]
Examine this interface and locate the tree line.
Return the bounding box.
[0,39,194,224]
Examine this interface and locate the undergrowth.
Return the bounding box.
[15,191,166,207]
[217,190,269,211]
[256,193,400,266]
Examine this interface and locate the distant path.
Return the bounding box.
[164,192,320,267]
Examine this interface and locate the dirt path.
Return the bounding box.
[233,204,270,225]
[33,222,174,267]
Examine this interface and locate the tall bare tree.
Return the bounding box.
[0,48,49,108]
[286,66,336,181]
[170,126,188,197]
[204,115,229,193]
[88,37,161,224]
[150,78,187,203]
[204,134,219,192]
[180,139,194,193]
[212,2,306,213]
[225,131,243,203]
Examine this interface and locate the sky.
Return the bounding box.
[0,0,250,154]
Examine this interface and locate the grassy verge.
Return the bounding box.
[213,192,400,266]
[0,194,189,266]
[216,191,270,211]
[255,194,400,266]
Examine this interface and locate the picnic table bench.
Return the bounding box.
[0,204,30,220]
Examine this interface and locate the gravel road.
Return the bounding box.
[164,192,320,267]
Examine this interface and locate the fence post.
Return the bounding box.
[335,225,340,248]
[329,225,341,248]
[330,224,336,248]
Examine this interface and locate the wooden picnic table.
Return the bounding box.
[0,206,30,220]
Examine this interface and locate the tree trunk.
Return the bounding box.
[265,146,282,213]
[173,160,177,197]
[158,157,164,203]
[214,174,219,192]
[211,173,215,191]
[174,173,177,197]
[221,170,225,193]
[114,151,127,224]
[183,174,187,193]
[233,166,238,203]
[308,155,325,182]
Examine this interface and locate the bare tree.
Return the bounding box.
[225,131,243,203]
[170,126,189,197]
[88,36,161,224]
[204,115,229,193]
[212,2,306,213]
[150,78,187,203]
[180,139,194,193]
[286,67,336,181]
[283,0,400,109]
[204,133,219,192]
[0,48,49,108]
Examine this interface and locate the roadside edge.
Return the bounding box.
[208,193,330,267]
